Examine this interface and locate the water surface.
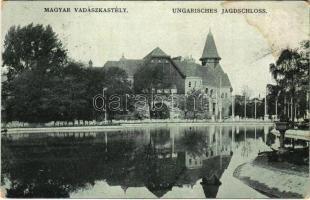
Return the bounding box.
[1,124,275,198]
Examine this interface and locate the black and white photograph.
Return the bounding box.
[1,1,309,199]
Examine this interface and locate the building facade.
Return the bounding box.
[104,31,233,119]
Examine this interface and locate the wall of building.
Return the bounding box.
[202,86,232,119]
[185,152,204,169]
[184,77,203,94]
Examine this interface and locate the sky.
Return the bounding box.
[2,1,309,96]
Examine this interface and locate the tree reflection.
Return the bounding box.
[179,128,207,157]
[1,134,138,198]
[1,127,235,198]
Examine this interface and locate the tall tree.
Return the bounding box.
[134,64,169,94]
[5,70,55,123]
[269,43,309,121]
[103,67,133,121]
[2,24,134,124]
[133,63,167,117]
[2,24,68,124]
[178,89,206,119]
[241,85,253,118]
[2,24,67,80]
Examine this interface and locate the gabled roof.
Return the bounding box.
[104,59,143,77]
[200,31,221,60]
[173,61,201,77]
[104,61,119,68]
[144,47,170,60]
[174,60,231,88]
[103,45,231,89]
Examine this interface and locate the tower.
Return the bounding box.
[200,30,221,67]
[88,59,93,67]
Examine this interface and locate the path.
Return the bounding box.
[217,138,270,198]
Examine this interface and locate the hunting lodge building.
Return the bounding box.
[104,31,233,118]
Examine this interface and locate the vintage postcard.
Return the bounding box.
[1,0,309,199]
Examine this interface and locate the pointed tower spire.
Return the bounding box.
[120,53,125,61]
[200,30,221,67]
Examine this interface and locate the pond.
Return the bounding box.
[1,124,278,198]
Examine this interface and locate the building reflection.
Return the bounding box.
[1,125,273,198]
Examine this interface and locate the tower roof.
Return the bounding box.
[200,31,221,60]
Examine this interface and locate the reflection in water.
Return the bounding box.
[1,125,272,198]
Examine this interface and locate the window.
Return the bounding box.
[225,93,227,98]
[189,158,192,164]
[205,88,208,94]
[194,81,196,87]
[210,89,213,96]
[189,81,191,87]
[213,103,216,114]
[221,93,224,98]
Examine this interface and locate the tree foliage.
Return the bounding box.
[2,24,67,80]
[178,89,207,119]
[2,24,132,124]
[269,41,309,120]
[231,95,265,119]
[134,63,169,94]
